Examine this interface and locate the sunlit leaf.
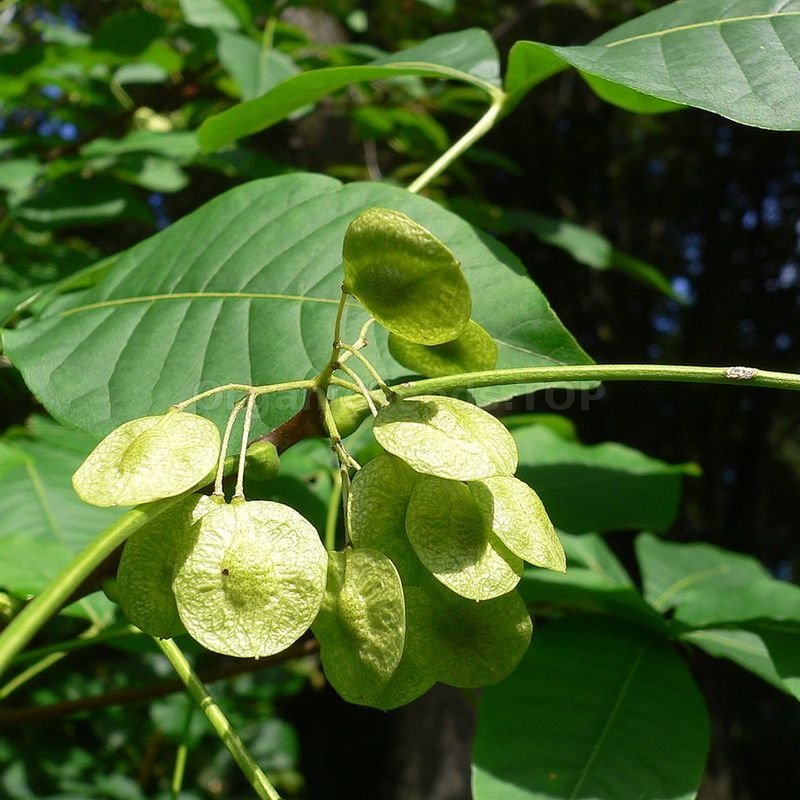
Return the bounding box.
[505,0,800,130]
[681,626,800,700]
[198,29,501,150]
[635,532,770,613]
[473,616,710,800]
[3,174,593,439]
[514,424,693,533]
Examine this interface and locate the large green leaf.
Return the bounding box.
[506,0,800,130]
[0,417,121,620]
[673,577,800,628]
[519,532,667,633]
[681,625,800,700]
[3,173,592,438]
[635,533,771,613]
[216,31,299,101]
[514,425,694,534]
[472,616,709,800]
[198,29,500,151]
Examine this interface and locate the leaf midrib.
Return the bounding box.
[58,291,342,318]
[569,638,650,799]
[605,10,800,49]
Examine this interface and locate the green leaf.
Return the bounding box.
[81,131,200,161]
[72,411,221,508]
[0,417,122,619]
[681,625,800,700]
[674,578,800,629]
[374,396,518,481]
[406,476,522,600]
[519,532,667,633]
[343,207,471,345]
[172,499,328,657]
[473,616,710,800]
[347,453,427,584]
[13,177,151,231]
[635,532,770,613]
[388,320,497,377]
[505,0,800,130]
[3,174,592,438]
[561,530,631,585]
[216,31,299,101]
[312,548,406,707]
[113,63,169,85]
[198,29,501,150]
[0,159,40,195]
[112,156,189,193]
[180,0,241,30]
[643,536,800,697]
[406,578,532,689]
[469,476,564,572]
[520,567,668,633]
[116,494,214,638]
[514,424,693,534]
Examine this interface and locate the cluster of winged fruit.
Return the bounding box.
[334,394,566,709]
[70,206,566,711]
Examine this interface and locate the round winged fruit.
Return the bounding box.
[116,494,217,638]
[404,578,532,689]
[72,411,221,507]
[347,453,426,585]
[388,320,497,378]
[342,207,471,345]
[469,476,566,573]
[312,548,406,707]
[172,499,328,658]
[373,395,518,481]
[405,476,522,601]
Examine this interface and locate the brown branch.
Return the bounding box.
[259,389,326,453]
[0,638,319,728]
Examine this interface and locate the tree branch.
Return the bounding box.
[0,638,319,727]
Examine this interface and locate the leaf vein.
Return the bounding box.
[58,292,341,318]
[606,11,800,49]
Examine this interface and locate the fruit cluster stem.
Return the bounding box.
[155,638,282,800]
